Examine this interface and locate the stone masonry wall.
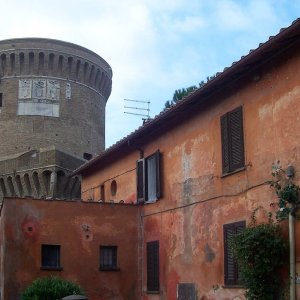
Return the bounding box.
[0,38,112,159]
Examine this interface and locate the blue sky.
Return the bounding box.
[0,0,299,149]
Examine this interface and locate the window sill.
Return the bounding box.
[99,267,120,272]
[145,200,158,205]
[146,291,160,294]
[40,266,63,271]
[221,166,246,178]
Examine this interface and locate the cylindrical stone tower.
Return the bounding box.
[0,38,112,200]
[0,38,112,158]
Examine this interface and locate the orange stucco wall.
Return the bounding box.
[0,198,139,300]
[81,41,300,299]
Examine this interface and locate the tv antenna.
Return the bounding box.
[124,99,150,120]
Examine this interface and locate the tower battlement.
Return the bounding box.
[0,38,113,200]
[0,38,112,98]
[0,38,112,158]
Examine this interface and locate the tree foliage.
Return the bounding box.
[164,86,197,109]
[164,75,217,109]
[21,276,84,300]
[267,163,300,219]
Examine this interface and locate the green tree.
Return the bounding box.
[164,74,217,109]
[164,85,197,109]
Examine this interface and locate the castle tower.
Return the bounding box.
[0,38,112,200]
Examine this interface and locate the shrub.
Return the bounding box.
[21,276,84,300]
[230,221,288,300]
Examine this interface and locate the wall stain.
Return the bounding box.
[204,244,215,262]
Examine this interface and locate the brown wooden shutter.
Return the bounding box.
[147,241,159,292]
[224,224,236,286]
[223,221,245,286]
[229,106,245,171]
[136,159,145,203]
[236,221,246,285]
[221,106,245,174]
[221,114,230,174]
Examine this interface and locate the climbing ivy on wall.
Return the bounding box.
[229,208,288,300]
[267,162,300,220]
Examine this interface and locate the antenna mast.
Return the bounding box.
[124,99,150,119]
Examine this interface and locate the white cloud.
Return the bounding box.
[0,0,298,147]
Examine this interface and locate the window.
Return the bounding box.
[100,246,118,271]
[100,184,105,201]
[41,244,61,270]
[147,241,159,292]
[223,221,245,286]
[110,180,117,196]
[137,150,161,203]
[0,93,2,107]
[177,283,196,300]
[221,106,245,174]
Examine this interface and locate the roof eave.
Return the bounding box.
[74,18,300,176]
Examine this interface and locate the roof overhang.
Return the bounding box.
[74,19,300,176]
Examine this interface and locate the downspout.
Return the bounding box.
[286,165,296,300]
[289,212,296,300]
[140,209,144,299]
[128,139,144,298]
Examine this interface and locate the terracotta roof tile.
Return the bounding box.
[74,18,300,175]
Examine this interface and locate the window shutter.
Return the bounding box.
[229,106,244,171]
[224,224,236,286]
[235,221,246,284]
[223,221,245,286]
[136,159,145,203]
[221,106,245,174]
[147,241,159,292]
[221,114,230,174]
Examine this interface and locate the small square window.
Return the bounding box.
[100,246,119,271]
[41,244,62,270]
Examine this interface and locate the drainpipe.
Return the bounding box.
[289,211,296,300]
[286,165,296,300]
